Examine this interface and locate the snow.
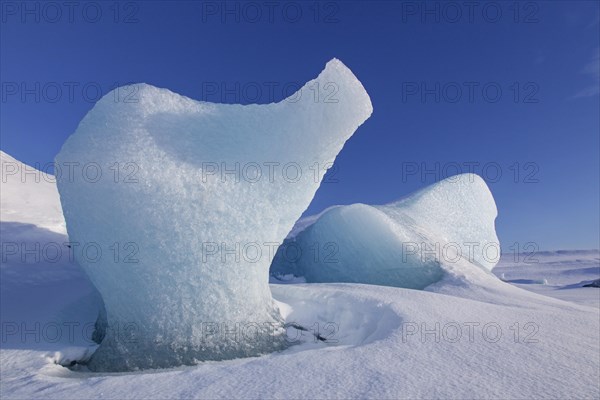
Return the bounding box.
[271,174,499,288]
[0,151,102,369]
[1,271,599,399]
[0,151,66,234]
[53,59,373,371]
[1,155,598,398]
[494,250,600,308]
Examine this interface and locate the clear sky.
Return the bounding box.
[1,1,599,251]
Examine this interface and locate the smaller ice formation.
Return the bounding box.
[271,174,500,288]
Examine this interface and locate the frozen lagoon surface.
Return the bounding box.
[53,60,372,371]
[1,151,599,399]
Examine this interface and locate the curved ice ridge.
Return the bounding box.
[56,59,372,371]
[271,174,500,288]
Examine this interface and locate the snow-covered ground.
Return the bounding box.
[494,250,600,308]
[1,151,599,399]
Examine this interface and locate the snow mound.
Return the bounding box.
[271,174,499,288]
[272,285,402,346]
[0,151,66,234]
[55,59,373,371]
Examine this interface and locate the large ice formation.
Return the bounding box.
[271,174,499,288]
[55,59,372,371]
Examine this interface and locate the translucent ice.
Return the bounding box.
[55,59,372,371]
[271,174,499,288]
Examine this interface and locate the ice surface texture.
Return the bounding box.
[271,174,499,288]
[55,59,372,371]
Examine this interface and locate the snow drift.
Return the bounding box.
[54,59,373,371]
[0,151,66,234]
[271,174,500,288]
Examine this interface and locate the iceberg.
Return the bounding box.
[55,59,372,371]
[271,174,500,288]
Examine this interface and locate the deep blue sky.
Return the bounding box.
[1,1,599,251]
